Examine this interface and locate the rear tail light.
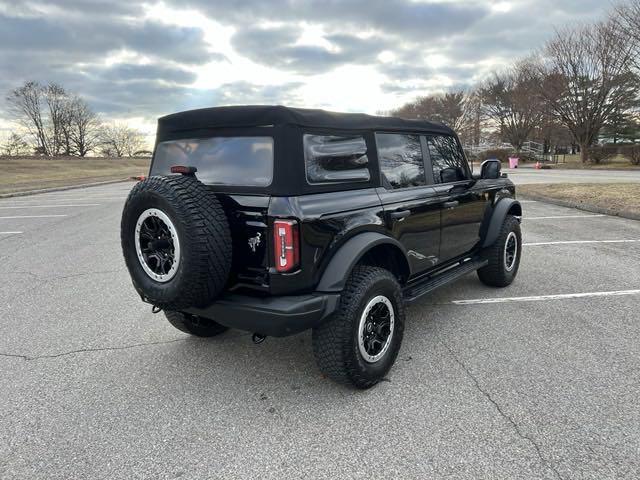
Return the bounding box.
[170,165,197,175]
[273,219,300,273]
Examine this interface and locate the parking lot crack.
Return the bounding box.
[0,352,30,360]
[0,338,188,361]
[440,340,564,480]
[2,268,124,284]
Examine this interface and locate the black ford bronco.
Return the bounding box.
[121,105,522,388]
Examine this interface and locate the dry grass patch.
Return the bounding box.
[519,183,640,216]
[0,156,150,194]
[552,154,640,170]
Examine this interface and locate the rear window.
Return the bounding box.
[376,133,426,189]
[151,136,273,187]
[304,134,370,184]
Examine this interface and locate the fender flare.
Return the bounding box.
[316,232,410,292]
[481,198,522,248]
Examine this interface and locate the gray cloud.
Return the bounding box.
[0,13,213,65]
[0,0,613,124]
[187,0,489,41]
[97,64,198,84]
[231,26,391,73]
[212,81,305,106]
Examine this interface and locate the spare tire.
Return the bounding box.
[121,175,231,310]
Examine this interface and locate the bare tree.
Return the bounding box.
[66,96,101,157]
[1,132,31,156]
[6,81,74,156]
[6,81,50,155]
[100,123,145,157]
[391,95,438,120]
[615,0,640,71]
[44,83,68,155]
[391,89,477,141]
[478,62,544,151]
[535,20,638,162]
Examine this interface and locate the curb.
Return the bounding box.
[0,178,131,199]
[519,193,640,222]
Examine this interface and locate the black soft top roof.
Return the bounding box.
[158,105,454,135]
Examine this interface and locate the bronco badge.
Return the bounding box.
[248,232,262,253]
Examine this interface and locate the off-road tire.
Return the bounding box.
[477,214,521,287]
[165,311,228,337]
[121,175,231,310]
[312,266,405,389]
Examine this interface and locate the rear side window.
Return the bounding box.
[304,134,370,184]
[152,136,273,187]
[426,135,468,183]
[376,133,425,189]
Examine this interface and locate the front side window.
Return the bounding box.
[426,135,468,183]
[376,133,425,189]
[151,136,273,187]
[304,134,370,184]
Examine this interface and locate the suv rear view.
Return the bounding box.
[121,105,522,388]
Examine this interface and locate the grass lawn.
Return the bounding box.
[519,183,640,217]
[0,156,150,194]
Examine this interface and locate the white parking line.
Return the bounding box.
[0,231,22,234]
[525,239,640,246]
[452,289,640,305]
[526,214,606,220]
[0,197,125,203]
[0,214,67,219]
[0,204,100,209]
[22,193,129,198]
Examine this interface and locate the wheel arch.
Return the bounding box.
[481,198,522,248]
[316,233,410,292]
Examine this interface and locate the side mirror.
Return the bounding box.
[481,159,501,179]
[440,167,462,183]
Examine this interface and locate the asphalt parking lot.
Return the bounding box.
[0,176,639,479]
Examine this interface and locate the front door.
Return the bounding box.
[432,181,487,260]
[424,134,488,262]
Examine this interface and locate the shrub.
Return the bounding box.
[619,144,640,165]
[477,149,511,163]
[587,145,618,164]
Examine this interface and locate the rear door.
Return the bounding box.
[424,134,488,261]
[375,133,441,274]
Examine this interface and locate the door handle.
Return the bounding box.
[389,209,411,221]
[443,201,459,209]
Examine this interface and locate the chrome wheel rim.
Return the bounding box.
[134,208,180,282]
[504,231,518,272]
[358,295,395,363]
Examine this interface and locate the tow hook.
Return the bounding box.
[151,305,162,314]
[252,333,266,344]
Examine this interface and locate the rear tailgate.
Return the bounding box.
[217,193,271,292]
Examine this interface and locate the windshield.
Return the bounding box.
[151,136,274,187]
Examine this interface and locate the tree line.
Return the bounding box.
[3,81,149,158]
[390,1,640,163]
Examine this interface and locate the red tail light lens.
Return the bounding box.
[170,165,197,175]
[273,219,300,273]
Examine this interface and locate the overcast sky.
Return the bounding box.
[0,0,611,139]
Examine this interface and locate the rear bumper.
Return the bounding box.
[184,292,340,337]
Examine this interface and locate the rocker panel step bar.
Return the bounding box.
[403,258,488,304]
